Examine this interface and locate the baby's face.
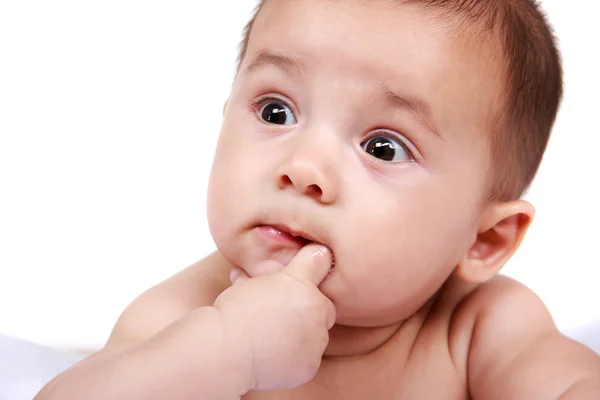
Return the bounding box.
[208,0,503,326]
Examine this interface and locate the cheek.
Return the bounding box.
[329,184,476,321]
[206,125,275,261]
[343,179,473,260]
[207,134,249,244]
[340,202,462,282]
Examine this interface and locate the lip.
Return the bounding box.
[255,223,335,270]
[272,224,320,243]
[257,224,316,247]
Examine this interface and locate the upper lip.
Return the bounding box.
[271,223,320,244]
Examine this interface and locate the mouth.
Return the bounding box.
[255,223,335,269]
[276,224,320,242]
[259,224,314,247]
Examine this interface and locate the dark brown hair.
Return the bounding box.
[237,0,563,201]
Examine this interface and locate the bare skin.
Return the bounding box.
[35,1,600,399]
[36,251,600,399]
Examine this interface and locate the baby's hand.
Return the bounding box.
[213,244,335,391]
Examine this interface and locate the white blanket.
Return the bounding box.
[0,334,83,400]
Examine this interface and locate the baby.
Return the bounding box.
[37,0,600,399]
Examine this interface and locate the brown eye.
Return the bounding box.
[259,101,297,125]
[361,136,411,162]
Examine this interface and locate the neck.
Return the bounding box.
[322,276,477,360]
[323,322,403,359]
[323,297,438,360]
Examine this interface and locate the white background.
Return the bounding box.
[0,0,598,350]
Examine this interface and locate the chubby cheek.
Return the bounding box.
[331,247,452,325]
[206,169,237,259]
[207,139,250,258]
[207,124,276,267]
[327,188,474,324]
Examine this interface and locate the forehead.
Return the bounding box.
[245,0,503,146]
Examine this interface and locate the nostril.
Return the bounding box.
[279,175,293,188]
[278,175,323,199]
[305,184,323,198]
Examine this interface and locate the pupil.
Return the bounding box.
[262,103,287,124]
[369,138,395,161]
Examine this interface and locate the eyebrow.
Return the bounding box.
[242,51,309,77]
[377,86,444,140]
[243,51,444,140]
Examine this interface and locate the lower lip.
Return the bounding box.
[257,225,310,247]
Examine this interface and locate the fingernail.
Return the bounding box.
[311,246,329,258]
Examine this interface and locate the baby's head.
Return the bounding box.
[207,0,562,326]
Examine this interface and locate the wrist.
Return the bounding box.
[130,306,254,399]
[203,306,257,395]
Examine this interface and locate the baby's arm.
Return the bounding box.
[106,251,233,346]
[35,252,250,400]
[465,277,600,399]
[35,245,335,399]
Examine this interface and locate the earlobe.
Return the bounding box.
[457,200,535,284]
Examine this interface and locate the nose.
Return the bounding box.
[276,137,339,204]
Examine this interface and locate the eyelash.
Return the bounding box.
[249,94,296,118]
[363,130,416,162]
[249,94,417,161]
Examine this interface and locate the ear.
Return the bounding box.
[456,200,535,284]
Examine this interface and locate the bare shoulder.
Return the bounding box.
[453,275,554,328]
[450,275,556,359]
[451,276,600,399]
[106,251,233,346]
